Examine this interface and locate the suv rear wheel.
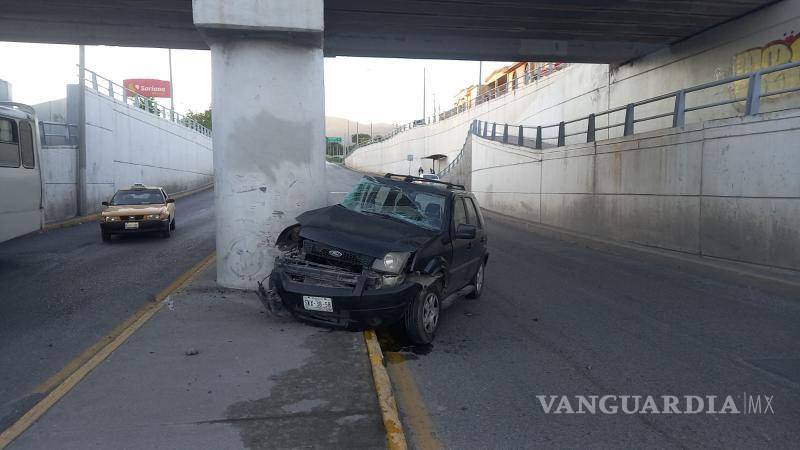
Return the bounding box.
[404,282,442,344]
[466,261,485,299]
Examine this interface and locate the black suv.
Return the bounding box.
[265,174,488,344]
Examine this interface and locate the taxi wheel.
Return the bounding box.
[404,282,442,345]
[170,218,176,230]
[101,232,111,243]
[162,225,171,238]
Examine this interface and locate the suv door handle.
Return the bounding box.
[466,242,473,249]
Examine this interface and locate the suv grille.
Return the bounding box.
[302,240,373,271]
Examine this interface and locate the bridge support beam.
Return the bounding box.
[194,0,326,289]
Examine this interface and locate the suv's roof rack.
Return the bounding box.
[383,173,465,191]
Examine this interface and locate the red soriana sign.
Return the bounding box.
[122,79,171,98]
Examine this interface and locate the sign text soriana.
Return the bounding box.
[123,79,171,98]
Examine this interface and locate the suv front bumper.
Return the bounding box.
[270,257,420,329]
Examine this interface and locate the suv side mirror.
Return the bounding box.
[455,223,476,240]
[101,201,109,206]
[166,198,175,203]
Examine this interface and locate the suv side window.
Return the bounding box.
[464,197,482,229]
[452,196,467,226]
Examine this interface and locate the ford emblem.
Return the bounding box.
[328,250,343,258]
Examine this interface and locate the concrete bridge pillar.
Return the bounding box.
[194,0,327,289]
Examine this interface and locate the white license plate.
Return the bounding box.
[124,222,139,230]
[303,295,333,312]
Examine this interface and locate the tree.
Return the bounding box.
[132,96,160,115]
[186,108,212,130]
[351,133,371,145]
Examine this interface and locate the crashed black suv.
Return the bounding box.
[267,174,488,344]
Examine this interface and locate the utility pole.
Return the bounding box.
[168,48,175,120]
[77,45,86,217]
[478,61,483,86]
[422,67,426,119]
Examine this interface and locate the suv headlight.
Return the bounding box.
[104,216,119,222]
[145,213,162,220]
[372,252,410,274]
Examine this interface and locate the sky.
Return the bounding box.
[0,42,511,125]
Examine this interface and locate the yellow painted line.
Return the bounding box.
[384,351,443,450]
[364,329,408,450]
[0,252,216,449]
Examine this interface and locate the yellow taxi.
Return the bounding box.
[99,184,176,242]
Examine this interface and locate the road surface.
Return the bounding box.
[382,214,800,448]
[0,164,364,432]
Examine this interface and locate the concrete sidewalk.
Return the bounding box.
[9,263,386,449]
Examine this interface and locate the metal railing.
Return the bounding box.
[345,62,570,157]
[440,60,800,177]
[80,67,212,138]
[39,121,78,146]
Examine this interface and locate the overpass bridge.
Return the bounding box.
[0,0,781,288]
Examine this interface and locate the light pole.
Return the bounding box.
[168,48,175,120]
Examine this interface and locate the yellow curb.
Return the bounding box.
[364,329,408,450]
[0,252,216,449]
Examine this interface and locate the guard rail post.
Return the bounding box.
[535,126,542,150]
[745,71,762,116]
[673,90,686,128]
[623,103,635,136]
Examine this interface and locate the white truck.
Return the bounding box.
[0,102,43,243]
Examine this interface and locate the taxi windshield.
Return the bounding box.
[110,189,164,206]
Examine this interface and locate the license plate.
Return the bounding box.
[124,222,139,230]
[303,295,333,312]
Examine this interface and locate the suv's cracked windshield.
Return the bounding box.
[340,179,446,231]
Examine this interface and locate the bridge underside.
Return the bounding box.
[0,0,775,63]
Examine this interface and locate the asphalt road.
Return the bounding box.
[0,164,364,433]
[0,188,216,430]
[383,215,800,449]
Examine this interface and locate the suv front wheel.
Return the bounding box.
[404,282,441,345]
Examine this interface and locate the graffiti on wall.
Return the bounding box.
[733,31,800,99]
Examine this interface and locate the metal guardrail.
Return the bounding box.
[440,60,800,176]
[345,62,570,157]
[80,66,212,138]
[39,121,78,146]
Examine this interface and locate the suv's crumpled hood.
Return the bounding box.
[103,204,165,216]
[296,205,438,258]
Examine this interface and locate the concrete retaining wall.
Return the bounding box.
[466,109,800,271]
[345,0,800,174]
[40,145,78,222]
[83,88,213,212]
